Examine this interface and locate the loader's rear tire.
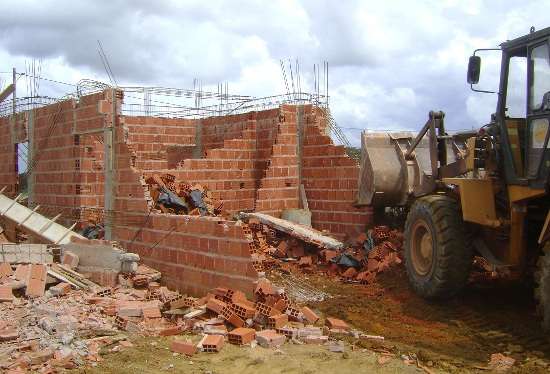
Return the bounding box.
[535,243,550,331]
[404,195,473,299]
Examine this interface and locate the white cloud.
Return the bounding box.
[0,0,547,142]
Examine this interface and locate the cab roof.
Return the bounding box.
[500,26,550,50]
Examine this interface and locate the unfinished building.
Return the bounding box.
[0,86,372,296]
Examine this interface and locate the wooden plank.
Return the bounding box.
[0,84,14,105]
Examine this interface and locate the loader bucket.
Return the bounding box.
[357,131,436,207]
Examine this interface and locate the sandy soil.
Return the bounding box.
[75,334,421,374]
[71,267,550,374]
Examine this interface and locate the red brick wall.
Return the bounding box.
[255,105,300,215]
[112,116,258,296]
[140,110,280,214]
[301,107,372,240]
[29,92,108,227]
[114,215,258,296]
[121,116,196,170]
[0,116,18,196]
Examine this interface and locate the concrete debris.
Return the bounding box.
[328,340,345,352]
[240,212,344,250]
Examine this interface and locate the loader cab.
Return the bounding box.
[468,27,550,188]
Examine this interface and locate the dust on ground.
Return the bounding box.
[74,334,418,374]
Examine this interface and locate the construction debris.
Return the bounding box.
[0,244,379,373]
[244,217,404,286]
[487,353,516,372]
[145,174,223,216]
[241,212,344,250]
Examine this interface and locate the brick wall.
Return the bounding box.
[0,90,370,295]
[112,113,258,296]
[122,116,196,170]
[301,107,373,240]
[0,116,18,196]
[28,92,109,227]
[139,110,280,214]
[255,105,300,215]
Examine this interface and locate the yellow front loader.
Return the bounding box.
[358,27,550,328]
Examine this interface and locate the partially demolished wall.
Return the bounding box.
[0,89,371,296]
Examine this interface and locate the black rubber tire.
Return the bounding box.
[535,243,550,331]
[404,195,473,299]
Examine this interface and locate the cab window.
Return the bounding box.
[530,43,550,112]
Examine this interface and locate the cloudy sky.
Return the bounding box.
[0,0,547,145]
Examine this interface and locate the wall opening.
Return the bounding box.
[16,141,28,194]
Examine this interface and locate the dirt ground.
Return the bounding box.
[72,267,550,374]
[306,269,550,373]
[76,335,420,374]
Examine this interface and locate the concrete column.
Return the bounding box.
[296,105,304,208]
[103,89,117,240]
[27,109,34,207]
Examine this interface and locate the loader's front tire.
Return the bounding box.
[404,195,473,299]
[535,243,550,331]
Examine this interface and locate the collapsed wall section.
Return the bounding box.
[113,111,259,296]
[136,110,280,214]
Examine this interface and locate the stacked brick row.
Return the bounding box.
[113,103,259,296]
[137,110,280,213]
[255,105,300,215]
[122,116,196,170]
[301,108,373,239]
[113,215,258,296]
[0,115,19,197]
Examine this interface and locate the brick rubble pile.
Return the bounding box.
[145,173,224,216]
[247,221,404,284]
[0,256,375,372]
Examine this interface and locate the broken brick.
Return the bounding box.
[300,306,319,324]
[25,264,47,298]
[49,282,72,296]
[267,314,288,329]
[256,329,286,348]
[232,302,256,319]
[142,305,162,319]
[202,334,224,352]
[62,251,79,269]
[170,339,197,356]
[159,326,184,336]
[0,285,14,302]
[326,317,350,331]
[228,327,256,345]
[206,298,227,314]
[227,313,245,328]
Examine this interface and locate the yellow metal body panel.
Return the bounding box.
[442,178,499,227]
[508,185,546,203]
[505,119,525,177]
[465,137,476,172]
